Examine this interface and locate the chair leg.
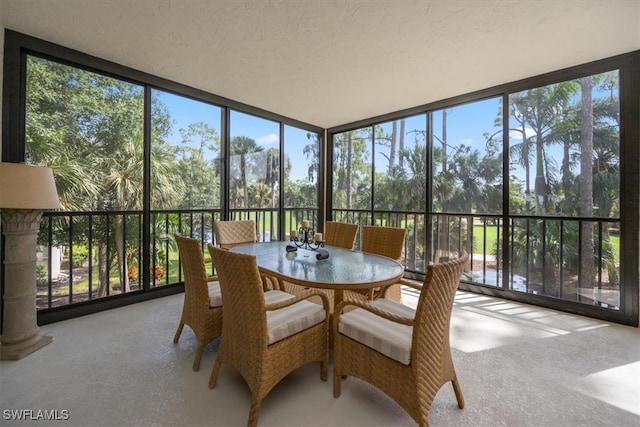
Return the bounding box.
[333,367,341,397]
[320,358,328,381]
[173,322,184,343]
[248,398,261,427]
[192,343,206,371]
[452,379,465,409]
[209,359,221,389]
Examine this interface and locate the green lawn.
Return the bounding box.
[473,225,499,254]
[473,224,620,263]
[55,222,621,296]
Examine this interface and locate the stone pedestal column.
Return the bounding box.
[1,208,52,360]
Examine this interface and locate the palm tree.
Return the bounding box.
[230,136,263,208]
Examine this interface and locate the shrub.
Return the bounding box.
[127,264,164,281]
[36,264,48,286]
[128,265,139,282]
[154,264,165,279]
[71,245,89,267]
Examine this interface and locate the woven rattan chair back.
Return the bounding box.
[333,254,468,427]
[361,225,407,261]
[208,245,329,427]
[413,253,468,382]
[356,225,407,301]
[214,220,257,250]
[209,245,268,348]
[324,221,359,249]
[173,233,222,371]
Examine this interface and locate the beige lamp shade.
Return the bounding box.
[0,162,62,209]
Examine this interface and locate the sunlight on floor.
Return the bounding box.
[572,361,640,415]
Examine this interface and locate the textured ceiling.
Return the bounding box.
[1,0,639,129]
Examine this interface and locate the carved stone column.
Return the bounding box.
[1,208,52,360]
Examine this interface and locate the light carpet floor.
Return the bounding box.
[1,289,639,426]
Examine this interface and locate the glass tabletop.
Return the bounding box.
[230,241,404,290]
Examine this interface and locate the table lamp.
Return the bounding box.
[0,162,62,360]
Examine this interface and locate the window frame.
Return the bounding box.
[1,29,325,325]
[328,51,639,326]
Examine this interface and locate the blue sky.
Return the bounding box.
[154,90,314,181]
[156,75,618,187]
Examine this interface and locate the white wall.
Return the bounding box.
[0,2,4,328]
[0,2,4,158]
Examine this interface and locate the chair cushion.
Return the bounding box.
[209,286,293,308]
[264,290,296,304]
[207,280,222,308]
[266,299,326,345]
[338,298,415,365]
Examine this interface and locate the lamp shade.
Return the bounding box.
[0,162,62,209]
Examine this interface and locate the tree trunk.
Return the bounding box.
[241,154,248,208]
[399,119,405,169]
[114,214,129,293]
[97,242,109,297]
[579,76,595,294]
[346,132,353,210]
[437,111,450,261]
[534,134,547,215]
[389,121,397,169]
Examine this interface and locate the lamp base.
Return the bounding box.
[1,208,51,360]
[1,334,52,360]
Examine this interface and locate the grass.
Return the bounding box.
[473,225,499,254]
[472,225,620,263]
[51,223,622,296]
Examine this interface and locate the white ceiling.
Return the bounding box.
[1,0,639,129]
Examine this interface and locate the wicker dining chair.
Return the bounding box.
[333,254,469,427]
[359,225,407,302]
[213,220,257,250]
[324,221,359,250]
[213,219,279,290]
[173,233,223,371]
[207,245,329,427]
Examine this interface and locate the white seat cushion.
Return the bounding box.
[207,280,222,308]
[338,298,415,365]
[264,290,296,304]
[209,286,293,309]
[266,299,326,345]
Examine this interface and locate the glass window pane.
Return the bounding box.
[283,125,320,234]
[508,72,621,309]
[150,90,222,211]
[373,116,427,212]
[432,98,503,215]
[430,98,503,285]
[229,110,280,241]
[508,72,620,218]
[372,115,428,270]
[25,56,144,302]
[332,128,372,216]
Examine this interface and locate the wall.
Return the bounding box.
[0,3,4,157]
[0,3,4,332]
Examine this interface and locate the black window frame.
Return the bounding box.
[1,29,325,325]
[328,51,639,326]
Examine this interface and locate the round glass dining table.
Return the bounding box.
[230,241,404,309]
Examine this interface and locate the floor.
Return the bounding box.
[1,289,639,427]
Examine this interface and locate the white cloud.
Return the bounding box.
[509,127,536,141]
[258,133,279,145]
[460,138,473,145]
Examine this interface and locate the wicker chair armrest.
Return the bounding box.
[378,278,422,298]
[265,291,330,313]
[395,278,423,291]
[206,274,219,281]
[261,274,282,291]
[333,299,414,328]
